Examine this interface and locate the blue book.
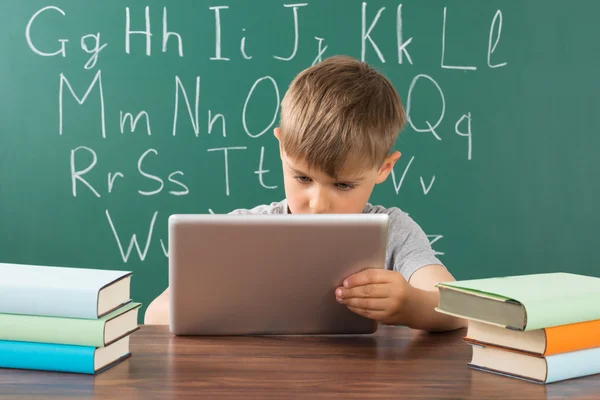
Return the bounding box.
[468,342,600,383]
[0,336,131,374]
[0,262,132,319]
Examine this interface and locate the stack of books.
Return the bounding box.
[0,262,141,374]
[435,272,600,384]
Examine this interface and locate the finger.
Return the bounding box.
[347,305,388,320]
[339,297,389,311]
[343,269,392,289]
[336,284,390,299]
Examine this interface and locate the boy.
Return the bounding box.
[145,55,466,332]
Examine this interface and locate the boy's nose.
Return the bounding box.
[309,189,330,214]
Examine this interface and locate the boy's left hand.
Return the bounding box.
[335,269,411,325]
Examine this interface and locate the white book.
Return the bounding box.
[0,262,132,319]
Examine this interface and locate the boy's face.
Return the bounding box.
[274,128,400,214]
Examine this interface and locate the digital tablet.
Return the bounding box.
[168,213,389,335]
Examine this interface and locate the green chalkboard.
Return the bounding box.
[1,1,599,323]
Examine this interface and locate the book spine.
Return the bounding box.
[0,283,98,319]
[546,347,600,383]
[0,313,104,347]
[545,320,600,355]
[0,340,95,374]
[526,294,600,330]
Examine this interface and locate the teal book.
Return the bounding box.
[0,303,141,347]
[0,335,131,374]
[435,272,600,330]
[468,342,600,384]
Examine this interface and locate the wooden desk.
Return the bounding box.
[1,325,599,399]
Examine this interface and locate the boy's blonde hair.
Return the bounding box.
[279,55,405,178]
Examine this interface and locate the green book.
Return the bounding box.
[0,303,141,347]
[435,273,600,330]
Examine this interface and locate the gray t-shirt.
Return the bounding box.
[228,199,444,281]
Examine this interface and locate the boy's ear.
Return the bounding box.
[273,128,283,158]
[375,151,401,184]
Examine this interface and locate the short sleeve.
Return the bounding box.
[383,208,445,281]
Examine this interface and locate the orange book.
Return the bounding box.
[463,319,600,356]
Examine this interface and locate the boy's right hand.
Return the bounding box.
[144,288,170,325]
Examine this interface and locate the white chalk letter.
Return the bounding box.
[81,34,108,70]
[209,6,230,61]
[138,149,164,196]
[420,176,436,195]
[396,4,413,64]
[59,70,106,138]
[207,147,247,196]
[390,155,415,194]
[120,110,152,135]
[311,37,328,66]
[240,28,252,59]
[243,76,280,138]
[208,110,226,137]
[441,7,476,71]
[108,172,124,193]
[361,2,385,63]
[70,146,100,198]
[274,3,308,61]
[163,7,183,57]
[172,76,200,136]
[455,112,473,160]
[427,234,445,256]
[160,240,168,258]
[168,171,189,196]
[406,74,445,140]
[125,6,152,55]
[106,210,157,262]
[25,6,68,57]
[254,146,278,189]
[488,10,507,68]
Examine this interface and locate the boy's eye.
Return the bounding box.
[335,183,356,191]
[294,176,312,183]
